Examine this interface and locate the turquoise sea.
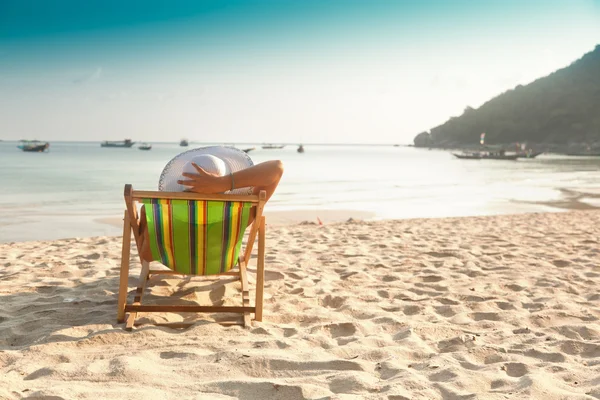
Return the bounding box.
[1,141,600,243]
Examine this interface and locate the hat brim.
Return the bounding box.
[159,146,254,192]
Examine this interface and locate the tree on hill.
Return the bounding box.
[415,45,600,148]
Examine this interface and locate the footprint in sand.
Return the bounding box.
[429,369,459,382]
[403,305,423,316]
[264,271,284,281]
[421,275,444,283]
[325,322,358,338]
[320,295,345,309]
[470,312,501,322]
[160,351,196,359]
[24,367,55,381]
[552,259,571,268]
[496,302,516,311]
[505,284,526,292]
[434,306,457,318]
[83,253,102,260]
[524,349,566,363]
[382,275,400,282]
[560,341,600,358]
[425,251,458,258]
[501,362,529,377]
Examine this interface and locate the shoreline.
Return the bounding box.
[0,207,595,244]
[94,208,378,230]
[0,207,596,245]
[2,188,600,244]
[3,185,600,244]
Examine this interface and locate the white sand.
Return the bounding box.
[1,211,599,399]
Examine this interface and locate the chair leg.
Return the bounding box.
[126,260,150,330]
[117,211,132,323]
[255,216,266,322]
[239,261,251,328]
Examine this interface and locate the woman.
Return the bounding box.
[178,159,284,202]
[138,147,284,261]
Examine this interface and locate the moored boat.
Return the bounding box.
[453,153,482,159]
[18,140,50,152]
[297,144,305,153]
[138,143,152,151]
[516,151,543,159]
[101,139,135,148]
[262,144,285,149]
[180,139,189,147]
[453,152,518,160]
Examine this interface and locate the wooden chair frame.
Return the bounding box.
[117,184,267,330]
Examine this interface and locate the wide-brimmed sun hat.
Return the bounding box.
[159,146,254,194]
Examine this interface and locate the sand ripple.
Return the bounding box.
[1,211,599,399]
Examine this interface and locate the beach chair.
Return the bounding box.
[117,184,267,330]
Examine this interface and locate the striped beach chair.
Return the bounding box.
[117,184,267,330]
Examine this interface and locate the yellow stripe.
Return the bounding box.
[228,202,241,267]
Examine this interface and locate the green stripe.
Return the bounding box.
[204,201,225,275]
[171,200,192,274]
[142,200,162,263]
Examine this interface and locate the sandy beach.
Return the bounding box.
[1,211,599,399]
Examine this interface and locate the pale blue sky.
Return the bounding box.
[0,0,599,143]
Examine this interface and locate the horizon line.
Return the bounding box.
[0,140,412,146]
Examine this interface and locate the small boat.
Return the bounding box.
[516,151,543,159]
[297,144,305,153]
[453,153,482,159]
[453,152,518,160]
[18,140,50,152]
[242,147,255,153]
[262,144,285,149]
[180,139,189,147]
[101,139,135,148]
[138,143,152,151]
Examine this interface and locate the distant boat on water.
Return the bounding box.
[18,140,50,152]
[453,152,518,160]
[242,147,255,153]
[101,139,135,148]
[453,133,517,160]
[180,139,189,147]
[297,144,305,153]
[262,144,285,149]
[138,143,152,151]
[516,151,543,159]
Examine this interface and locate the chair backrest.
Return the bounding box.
[142,198,252,274]
[125,185,266,275]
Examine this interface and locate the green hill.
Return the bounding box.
[414,45,600,149]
